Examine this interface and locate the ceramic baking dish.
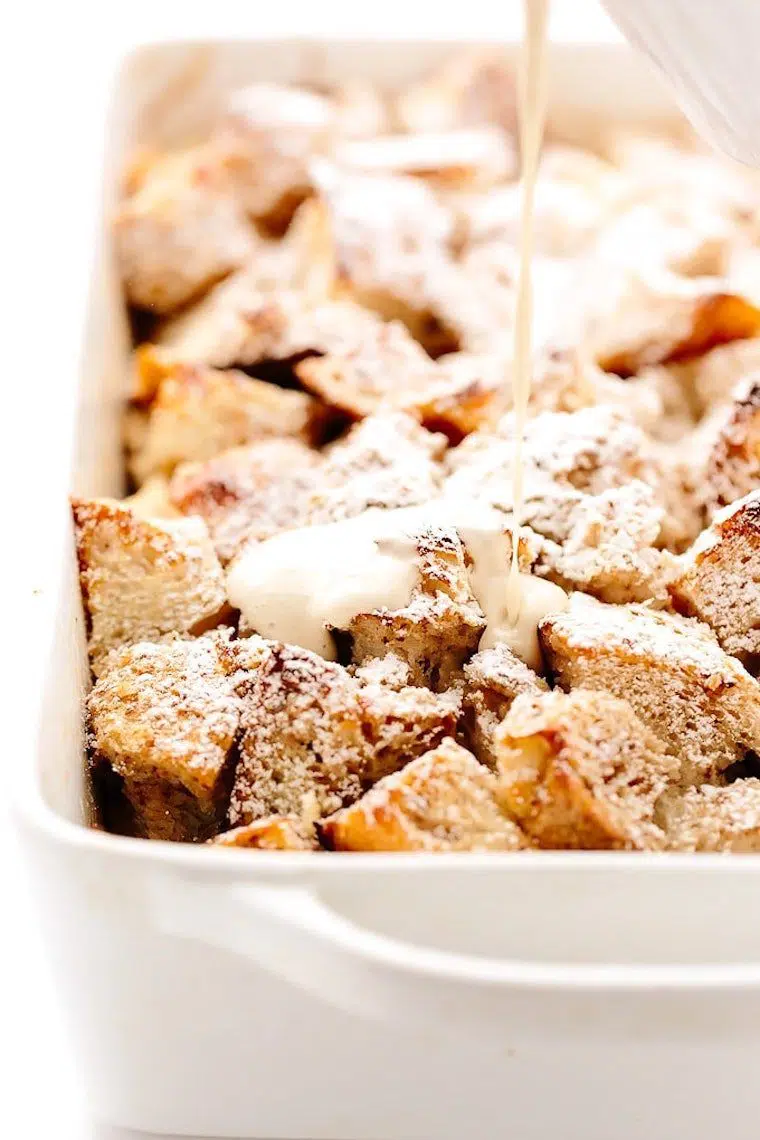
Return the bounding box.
[15,35,760,1140]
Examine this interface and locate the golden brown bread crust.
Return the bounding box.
[128,349,325,484]
[211,816,319,850]
[230,642,460,824]
[540,594,760,785]
[462,644,549,769]
[669,490,760,666]
[703,374,760,515]
[114,145,254,314]
[87,632,257,841]
[590,272,760,378]
[657,780,760,852]
[493,689,676,850]
[72,498,228,675]
[321,737,528,852]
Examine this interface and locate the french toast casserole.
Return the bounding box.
[74,49,760,852]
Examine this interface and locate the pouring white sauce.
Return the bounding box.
[227,2,568,671]
[227,498,566,671]
[507,0,551,623]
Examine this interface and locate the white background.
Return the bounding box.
[1,3,616,1137]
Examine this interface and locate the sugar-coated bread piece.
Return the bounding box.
[321,738,528,852]
[682,337,760,415]
[349,524,486,690]
[493,689,676,850]
[215,82,333,230]
[669,490,760,667]
[395,49,517,134]
[169,438,321,565]
[584,268,760,378]
[311,163,462,356]
[305,411,446,525]
[87,632,253,841]
[114,145,254,313]
[295,317,439,418]
[211,816,318,850]
[334,126,514,190]
[72,499,228,675]
[230,643,459,824]
[540,594,760,785]
[703,374,760,514]
[657,781,760,852]
[535,482,678,606]
[128,349,323,484]
[297,335,506,443]
[463,644,548,769]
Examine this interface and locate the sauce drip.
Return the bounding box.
[507,0,551,623]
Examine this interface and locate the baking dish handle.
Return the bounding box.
[153,878,760,1033]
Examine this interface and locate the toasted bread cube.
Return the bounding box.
[446,405,659,516]
[670,491,760,666]
[587,268,760,378]
[349,524,486,689]
[211,816,318,850]
[321,738,528,852]
[395,49,517,134]
[88,633,245,841]
[295,319,440,419]
[703,374,760,514]
[540,593,760,785]
[494,689,676,850]
[535,482,678,605]
[114,145,254,313]
[72,499,228,675]
[215,82,333,230]
[311,163,460,356]
[334,127,514,190]
[298,338,506,443]
[681,337,760,415]
[307,411,446,525]
[169,438,321,565]
[658,781,760,852]
[122,475,180,520]
[462,644,548,768]
[128,349,322,484]
[229,642,458,824]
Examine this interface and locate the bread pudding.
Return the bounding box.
[77,48,760,851]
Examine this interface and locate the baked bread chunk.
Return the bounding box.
[462,644,549,768]
[211,816,318,850]
[669,490,760,667]
[128,349,323,483]
[88,632,250,841]
[229,642,459,823]
[658,780,760,852]
[321,738,528,852]
[703,374,760,514]
[541,594,760,784]
[114,145,254,313]
[349,523,486,690]
[493,689,677,850]
[72,498,228,675]
[215,82,333,230]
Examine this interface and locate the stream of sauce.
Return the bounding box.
[227,3,568,671]
[507,0,551,622]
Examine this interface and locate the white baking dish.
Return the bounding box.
[15,36,760,1140]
